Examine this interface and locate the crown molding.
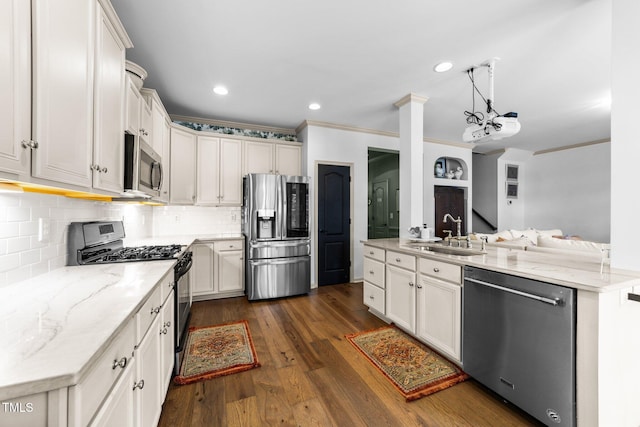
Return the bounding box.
[393,93,429,108]
[423,137,475,149]
[170,115,296,136]
[296,120,398,138]
[98,0,133,48]
[534,138,610,156]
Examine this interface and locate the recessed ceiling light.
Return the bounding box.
[433,62,453,73]
[308,103,321,110]
[213,85,228,95]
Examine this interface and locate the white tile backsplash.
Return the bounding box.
[153,205,241,236]
[0,192,242,287]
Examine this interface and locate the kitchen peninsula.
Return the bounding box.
[0,234,241,427]
[362,238,640,427]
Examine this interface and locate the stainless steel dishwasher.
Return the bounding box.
[463,266,576,426]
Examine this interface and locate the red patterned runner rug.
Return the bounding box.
[346,325,468,401]
[174,320,260,385]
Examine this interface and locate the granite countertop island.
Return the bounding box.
[363,238,640,292]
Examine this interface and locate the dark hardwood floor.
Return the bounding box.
[159,282,542,427]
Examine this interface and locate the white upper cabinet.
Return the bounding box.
[92,3,126,193]
[31,0,95,187]
[196,136,242,206]
[125,77,141,137]
[275,143,302,176]
[1,0,131,194]
[142,89,171,202]
[244,140,275,174]
[196,135,220,205]
[243,140,302,176]
[169,126,196,204]
[0,0,31,179]
[219,138,243,205]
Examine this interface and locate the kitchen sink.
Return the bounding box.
[402,242,486,256]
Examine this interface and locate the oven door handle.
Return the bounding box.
[176,258,193,279]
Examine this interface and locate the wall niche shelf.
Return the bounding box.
[434,156,468,181]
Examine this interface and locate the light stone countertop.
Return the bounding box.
[0,234,244,402]
[364,238,640,292]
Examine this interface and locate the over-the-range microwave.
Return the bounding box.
[123,134,162,198]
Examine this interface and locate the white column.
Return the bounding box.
[611,0,640,269]
[395,93,428,238]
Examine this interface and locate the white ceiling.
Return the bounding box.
[110,0,611,153]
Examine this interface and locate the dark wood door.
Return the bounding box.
[434,186,466,239]
[318,164,350,285]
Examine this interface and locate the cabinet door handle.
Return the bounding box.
[409,282,414,287]
[369,295,375,300]
[21,140,38,149]
[416,284,423,289]
[100,167,108,173]
[150,306,160,315]
[112,357,127,370]
[133,379,145,390]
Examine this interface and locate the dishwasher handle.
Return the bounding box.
[465,277,563,306]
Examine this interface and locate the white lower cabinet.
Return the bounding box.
[68,319,135,427]
[416,258,462,362]
[363,245,386,314]
[366,246,462,364]
[192,240,244,300]
[215,240,244,294]
[89,357,135,427]
[386,263,416,333]
[68,271,175,427]
[159,289,175,395]
[192,242,214,296]
[416,274,461,361]
[133,312,162,427]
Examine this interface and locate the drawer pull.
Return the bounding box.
[369,295,375,300]
[112,357,127,370]
[417,284,423,289]
[133,379,145,390]
[164,321,172,328]
[433,267,440,273]
[395,258,401,262]
[161,328,168,335]
[369,251,374,255]
[369,270,374,274]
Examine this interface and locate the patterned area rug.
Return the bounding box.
[174,320,260,385]
[346,326,468,401]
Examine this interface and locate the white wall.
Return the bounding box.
[525,142,610,242]
[496,149,532,232]
[303,124,399,284]
[472,152,499,232]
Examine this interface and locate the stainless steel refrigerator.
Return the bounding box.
[242,174,311,300]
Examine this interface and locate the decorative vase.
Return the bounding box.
[454,167,463,179]
[435,165,444,178]
[445,170,454,179]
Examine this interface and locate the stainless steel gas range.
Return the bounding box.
[67,220,192,376]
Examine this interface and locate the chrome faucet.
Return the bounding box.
[443,213,463,246]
